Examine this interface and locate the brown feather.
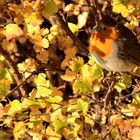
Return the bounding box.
[117,24,140,66]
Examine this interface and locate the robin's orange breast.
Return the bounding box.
[89,32,113,60]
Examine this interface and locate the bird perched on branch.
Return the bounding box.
[89,16,140,72]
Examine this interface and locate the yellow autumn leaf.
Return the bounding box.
[0,79,10,98]
[61,47,77,68]
[4,24,23,40]
[14,122,25,140]
[61,69,76,82]
[30,34,49,48]
[73,79,92,95]
[121,105,136,117]
[34,73,52,98]
[113,4,129,17]
[24,12,43,26]
[26,24,40,35]
[53,119,67,131]
[46,125,61,140]
[69,57,84,73]
[68,22,79,36]
[77,98,88,115]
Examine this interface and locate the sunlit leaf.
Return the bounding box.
[46,125,61,140]
[53,119,67,131]
[61,47,77,68]
[69,57,84,73]
[132,92,140,108]
[115,73,132,93]
[34,73,52,98]
[3,24,23,40]
[24,12,43,26]
[134,117,140,127]
[13,122,25,140]
[111,128,119,140]
[114,82,126,93]
[121,105,136,117]
[47,96,63,103]
[51,107,64,121]
[67,112,79,123]
[61,69,76,82]
[22,98,46,108]
[36,86,52,98]
[77,98,88,114]
[81,63,103,81]
[26,24,40,35]
[77,11,88,29]
[73,79,92,95]
[112,0,130,17]
[68,22,79,36]
[7,100,22,115]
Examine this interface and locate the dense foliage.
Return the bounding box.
[0,0,140,139]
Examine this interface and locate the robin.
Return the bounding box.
[89,16,140,72]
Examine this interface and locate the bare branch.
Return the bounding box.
[0,44,26,97]
[54,13,89,56]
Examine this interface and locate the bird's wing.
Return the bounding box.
[125,42,140,66]
[117,24,140,66]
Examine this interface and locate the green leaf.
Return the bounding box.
[68,23,79,36]
[67,112,80,123]
[7,100,22,115]
[0,68,12,81]
[114,82,126,93]
[0,79,10,98]
[81,63,103,81]
[36,86,52,98]
[42,0,58,19]
[53,119,67,131]
[132,92,140,108]
[34,73,48,87]
[22,98,46,108]
[69,57,84,73]
[121,73,132,88]
[73,79,92,95]
[114,73,132,93]
[77,99,88,114]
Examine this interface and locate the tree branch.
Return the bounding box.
[0,44,26,97]
[54,13,89,56]
[104,81,115,108]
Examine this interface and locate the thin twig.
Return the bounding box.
[103,127,114,140]
[0,45,26,96]
[85,0,102,24]
[104,81,115,108]
[7,71,36,96]
[119,86,140,101]
[54,13,89,56]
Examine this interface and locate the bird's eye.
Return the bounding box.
[103,27,107,31]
